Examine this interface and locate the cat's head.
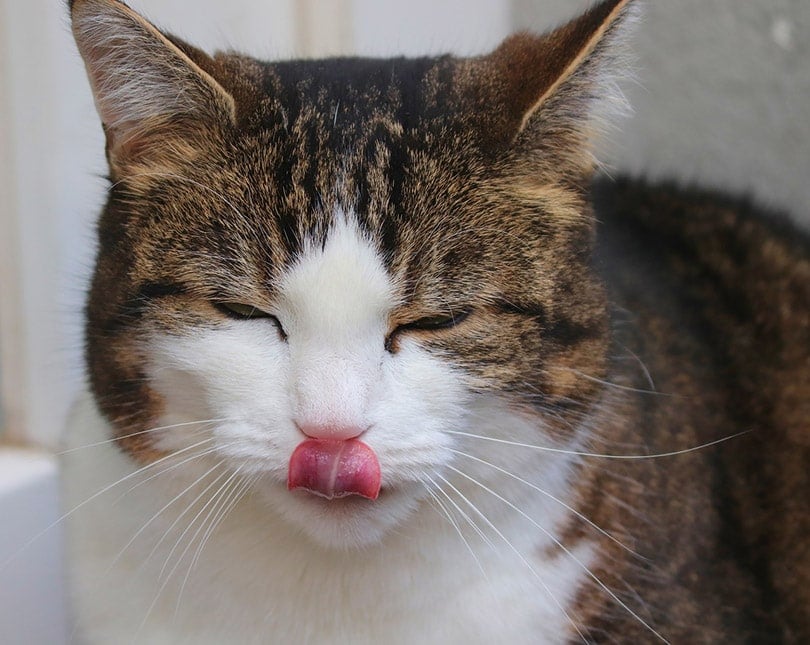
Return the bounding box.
[72,0,636,548]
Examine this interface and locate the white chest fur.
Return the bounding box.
[62,396,595,644]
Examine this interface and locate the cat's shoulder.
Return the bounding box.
[591,176,810,641]
[592,175,810,273]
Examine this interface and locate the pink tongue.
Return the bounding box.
[287,439,381,500]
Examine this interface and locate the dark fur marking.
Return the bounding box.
[493,299,599,344]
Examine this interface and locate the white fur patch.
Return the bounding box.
[279,215,398,431]
[63,214,598,642]
[63,396,597,644]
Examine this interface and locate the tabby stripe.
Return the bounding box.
[137,281,187,301]
[97,281,187,335]
[493,299,600,344]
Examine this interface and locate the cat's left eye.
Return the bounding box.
[402,311,470,331]
[386,308,471,352]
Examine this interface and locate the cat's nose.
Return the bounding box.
[297,423,366,442]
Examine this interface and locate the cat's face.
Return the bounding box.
[73,0,631,548]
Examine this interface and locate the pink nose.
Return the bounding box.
[297,423,365,442]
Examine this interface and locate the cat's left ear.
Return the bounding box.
[468,0,637,165]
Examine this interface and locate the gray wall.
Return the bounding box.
[514,0,810,226]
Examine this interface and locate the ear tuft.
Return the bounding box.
[70,0,235,167]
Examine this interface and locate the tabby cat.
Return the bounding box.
[63,0,810,642]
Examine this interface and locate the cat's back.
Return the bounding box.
[593,176,809,436]
[592,177,810,642]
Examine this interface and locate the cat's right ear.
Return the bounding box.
[70,0,236,174]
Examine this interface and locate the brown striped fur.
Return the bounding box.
[71,0,809,641]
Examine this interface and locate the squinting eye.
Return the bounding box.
[403,310,470,331]
[215,302,272,319]
[386,308,471,353]
[213,302,288,340]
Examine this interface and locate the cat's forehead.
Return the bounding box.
[261,56,446,98]
[111,48,593,311]
[278,213,396,336]
[255,55,458,128]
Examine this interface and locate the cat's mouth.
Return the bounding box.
[287,438,382,501]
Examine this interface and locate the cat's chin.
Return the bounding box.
[255,479,423,550]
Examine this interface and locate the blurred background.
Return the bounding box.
[0,0,807,642]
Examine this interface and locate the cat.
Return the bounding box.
[62,0,810,642]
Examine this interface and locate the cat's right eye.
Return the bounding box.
[213,302,288,339]
[215,302,271,320]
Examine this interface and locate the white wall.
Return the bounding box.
[515,0,810,225]
[1,0,98,448]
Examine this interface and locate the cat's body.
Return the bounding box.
[63,0,809,642]
[580,179,810,642]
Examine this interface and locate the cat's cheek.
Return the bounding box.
[369,342,470,476]
[143,326,296,465]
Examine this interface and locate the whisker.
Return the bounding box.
[105,460,228,576]
[446,465,669,644]
[615,343,656,391]
[134,467,240,638]
[448,448,642,558]
[446,429,751,460]
[117,443,226,501]
[435,473,588,644]
[423,473,497,552]
[545,366,668,397]
[0,437,215,573]
[157,468,243,583]
[420,476,488,578]
[174,467,249,617]
[186,472,257,578]
[56,418,228,455]
[136,467,233,578]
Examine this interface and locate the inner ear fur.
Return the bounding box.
[70,0,236,170]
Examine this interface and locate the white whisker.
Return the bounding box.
[57,418,227,455]
[134,467,239,638]
[424,473,497,552]
[420,476,488,578]
[189,473,255,575]
[106,460,228,576]
[435,473,588,644]
[446,429,750,459]
[137,467,232,577]
[616,343,656,391]
[545,366,668,397]
[449,448,642,558]
[446,465,669,644]
[174,467,249,617]
[117,443,226,500]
